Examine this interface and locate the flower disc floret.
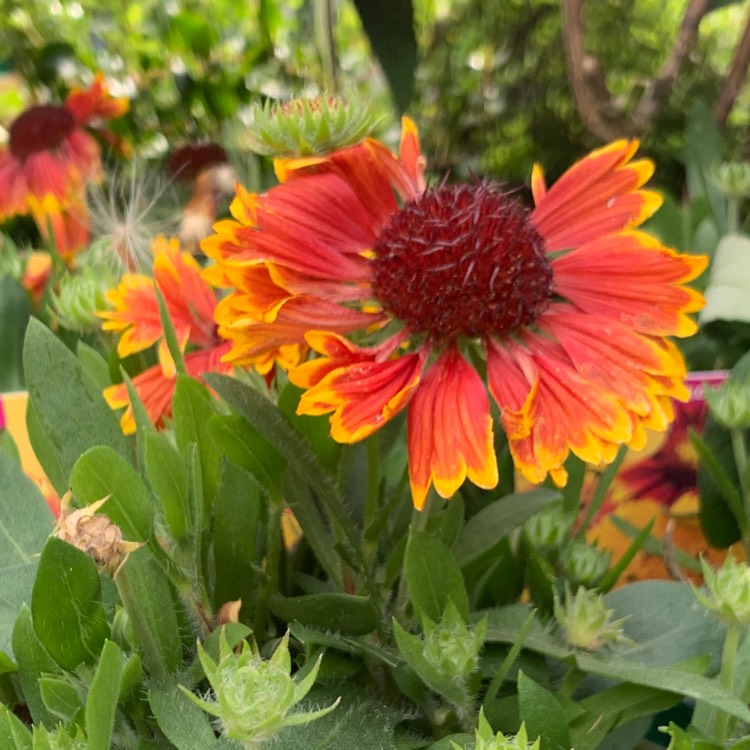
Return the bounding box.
[372,182,552,340]
[9,105,76,159]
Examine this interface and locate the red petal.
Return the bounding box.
[407,349,497,509]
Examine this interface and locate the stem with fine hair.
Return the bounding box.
[714,623,743,742]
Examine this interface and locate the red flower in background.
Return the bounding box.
[0,74,128,262]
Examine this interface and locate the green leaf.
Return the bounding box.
[683,99,726,233]
[11,605,61,727]
[150,684,223,749]
[86,640,125,750]
[23,319,131,494]
[0,451,53,658]
[517,671,571,750]
[206,373,358,586]
[155,288,187,376]
[483,603,750,724]
[351,0,417,113]
[0,275,31,391]
[145,431,190,542]
[270,593,377,636]
[454,489,561,568]
[207,413,286,495]
[0,703,32,748]
[70,446,154,542]
[290,623,400,668]
[392,619,468,708]
[694,419,745,546]
[76,341,112,391]
[405,530,469,624]
[172,376,221,508]
[25,398,66,494]
[31,537,109,670]
[213,460,262,614]
[118,549,183,677]
[39,676,83,723]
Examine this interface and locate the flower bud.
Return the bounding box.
[182,630,339,745]
[244,93,380,157]
[523,502,572,556]
[553,585,631,651]
[31,723,89,749]
[422,601,486,681]
[50,265,117,331]
[710,161,750,199]
[693,556,750,625]
[704,378,750,429]
[451,709,541,750]
[560,541,611,589]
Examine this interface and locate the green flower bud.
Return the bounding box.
[244,93,381,157]
[560,541,611,588]
[523,502,573,554]
[704,379,750,430]
[710,161,750,199]
[693,556,750,626]
[31,724,89,749]
[50,265,117,332]
[554,585,631,651]
[181,630,339,747]
[422,601,486,681]
[451,709,541,750]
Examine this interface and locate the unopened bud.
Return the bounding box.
[422,601,486,681]
[451,709,541,750]
[245,93,380,157]
[694,556,750,626]
[554,585,631,651]
[710,161,750,199]
[561,541,611,588]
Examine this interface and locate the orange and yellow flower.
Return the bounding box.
[99,236,231,433]
[0,73,128,262]
[203,118,706,509]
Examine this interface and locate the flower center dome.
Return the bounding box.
[371,183,553,341]
[9,105,76,160]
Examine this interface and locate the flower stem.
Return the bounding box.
[115,566,169,683]
[728,197,741,235]
[254,495,283,638]
[715,623,743,742]
[394,496,432,622]
[730,427,750,558]
[364,434,381,563]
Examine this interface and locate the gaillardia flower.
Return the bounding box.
[203,117,706,509]
[0,73,128,261]
[99,236,231,433]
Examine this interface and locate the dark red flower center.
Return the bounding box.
[371,183,553,341]
[9,105,76,160]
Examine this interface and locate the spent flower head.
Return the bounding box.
[53,491,142,576]
[422,601,487,681]
[554,585,631,651]
[451,710,541,750]
[181,630,339,746]
[244,93,381,156]
[693,556,750,626]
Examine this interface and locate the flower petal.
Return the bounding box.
[552,231,707,336]
[298,350,423,443]
[531,140,661,251]
[407,348,498,509]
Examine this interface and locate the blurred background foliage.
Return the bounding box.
[0,0,749,194]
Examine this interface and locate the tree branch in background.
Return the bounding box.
[560,0,632,141]
[561,0,712,140]
[714,8,750,129]
[632,0,710,131]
